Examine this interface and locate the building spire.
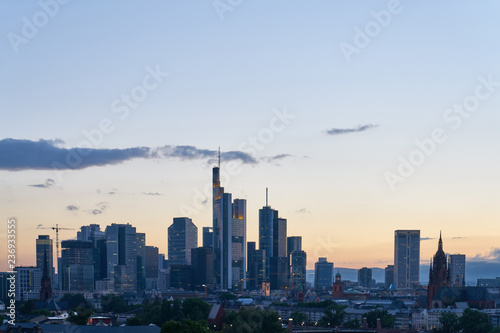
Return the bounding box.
[438,230,443,250]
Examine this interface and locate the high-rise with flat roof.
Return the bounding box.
[358,267,372,287]
[168,217,198,266]
[385,264,394,289]
[394,230,420,289]
[449,254,466,286]
[315,257,333,290]
[36,235,54,284]
[232,199,246,290]
[105,223,138,292]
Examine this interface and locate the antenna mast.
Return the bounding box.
[266,188,268,206]
[218,147,220,168]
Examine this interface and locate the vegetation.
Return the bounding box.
[31,309,52,316]
[435,312,460,333]
[223,308,285,333]
[61,293,91,310]
[101,294,139,313]
[344,318,361,329]
[435,309,496,333]
[318,302,347,328]
[126,298,210,328]
[365,309,396,329]
[290,310,308,325]
[459,308,493,333]
[68,306,94,325]
[161,319,211,333]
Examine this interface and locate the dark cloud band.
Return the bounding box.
[0,139,265,171]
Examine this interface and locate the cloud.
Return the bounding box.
[420,237,435,241]
[36,224,43,229]
[0,139,265,171]
[469,247,500,262]
[89,202,109,215]
[142,192,163,196]
[326,124,378,136]
[452,236,465,239]
[29,178,55,188]
[296,208,311,214]
[66,205,79,211]
[261,154,293,165]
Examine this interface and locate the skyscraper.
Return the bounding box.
[259,204,277,281]
[291,250,307,292]
[36,235,54,285]
[203,227,214,248]
[191,247,214,290]
[232,199,246,290]
[314,257,333,290]
[448,254,466,286]
[60,240,94,292]
[394,230,420,289]
[168,217,198,265]
[105,223,138,292]
[212,159,246,290]
[385,264,394,289]
[358,267,372,287]
[136,232,146,291]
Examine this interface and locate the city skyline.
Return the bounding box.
[1,1,500,274]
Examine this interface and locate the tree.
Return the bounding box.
[31,309,52,316]
[365,309,395,329]
[161,300,172,324]
[459,308,492,333]
[68,306,94,325]
[61,293,90,310]
[0,314,4,323]
[162,320,183,333]
[101,294,129,313]
[318,302,347,328]
[19,300,36,314]
[344,318,361,329]
[182,298,210,322]
[437,312,460,333]
[172,299,185,322]
[161,319,210,333]
[223,308,285,333]
[489,328,500,333]
[290,311,307,325]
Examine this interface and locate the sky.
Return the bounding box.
[1,1,499,281]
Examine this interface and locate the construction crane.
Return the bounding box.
[39,224,75,259]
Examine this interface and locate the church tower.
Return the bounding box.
[332,271,344,299]
[426,232,450,308]
[40,249,53,302]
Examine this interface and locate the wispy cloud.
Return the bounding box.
[452,236,465,239]
[261,154,293,165]
[420,237,435,241]
[142,192,163,196]
[29,178,55,188]
[89,202,109,215]
[326,124,378,136]
[296,208,311,214]
[66,205,79,211]
[0,139,269,171]
[36,224,43,229]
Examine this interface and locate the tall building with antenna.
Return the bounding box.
[259,188,288,290]
[212,148,247,290]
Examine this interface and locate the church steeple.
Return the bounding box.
[438,231,443,250]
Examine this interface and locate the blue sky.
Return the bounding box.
[1,1,499,276]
